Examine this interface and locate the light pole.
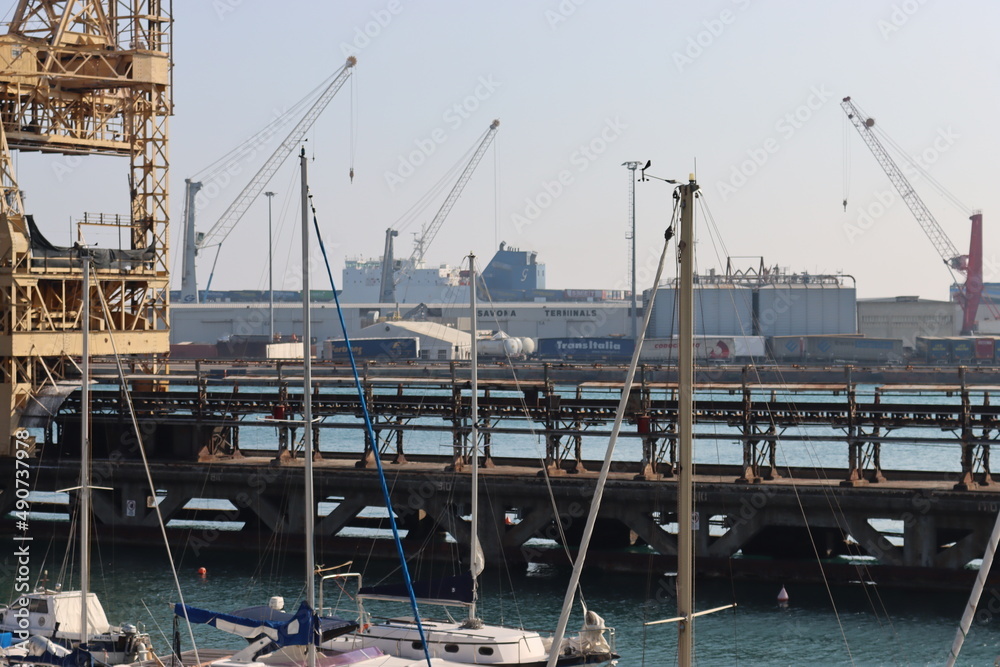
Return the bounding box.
[622,161,643,340]
[265,191,276,341]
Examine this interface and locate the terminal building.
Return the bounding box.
[856,296,962,349]
[171,250,1000,364]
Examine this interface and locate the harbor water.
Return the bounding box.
[0,537,997,666]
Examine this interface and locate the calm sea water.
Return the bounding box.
[1,541,996,666]
[15,383,1000,665]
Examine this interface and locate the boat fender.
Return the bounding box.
[37,616,45,627]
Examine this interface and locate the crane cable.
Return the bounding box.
[842,112,851,211]
[849,98,970,215]
[871,122,970,215]
[190,74,333,184]
[391,135,482,235]
[349,74,358,183]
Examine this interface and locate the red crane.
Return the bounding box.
[841,96,986,335]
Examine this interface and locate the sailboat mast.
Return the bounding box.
[677,176,699,665]
[300,148,317,667]
[80,254,90,647]
[468,253,479,622]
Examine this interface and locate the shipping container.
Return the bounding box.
[564,289,602,300]
[769,336,807,362]
[770,335,902,364]
[947,337,975,363]
[324,337,419,362]
[170,343,218,359]
[641,337,734,362]
[975,338,995,361]
[536,337,634,361]
[732,335,768,359]
[915,336,950,364]
[217,334,271,359]
[265,342,304,359]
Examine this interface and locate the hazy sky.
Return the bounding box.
[7,1,1000,301]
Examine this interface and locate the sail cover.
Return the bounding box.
[359,573,474,605]
[230,604,357,643]
[172,601,348,647]
[7,636,97,667]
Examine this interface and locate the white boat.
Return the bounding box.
[0,590,150,664]
[318,578,612,666]
[320,255,616,666]
[0,254,153,666]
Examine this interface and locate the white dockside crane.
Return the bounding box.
[179,57,356,303]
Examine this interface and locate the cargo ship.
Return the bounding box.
[338,242,629,304]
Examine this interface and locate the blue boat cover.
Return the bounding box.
[173,600,317,647]
[230,605,357,641]
[8,646,96,667]
[359,573,474,604]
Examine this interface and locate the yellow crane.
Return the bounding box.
[0,1,172,455]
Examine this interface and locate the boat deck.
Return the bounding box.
[135,649,234,667]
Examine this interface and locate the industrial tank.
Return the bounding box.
[756,283,856,336]
[478,332,523,357]
[649,285,754,337]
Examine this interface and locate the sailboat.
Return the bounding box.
[173,151,466,667]
[321,254,617,666]
[0,253,153,666]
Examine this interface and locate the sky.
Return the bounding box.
[6,1,1000,301]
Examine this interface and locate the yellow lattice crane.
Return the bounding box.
[0,1,172,455]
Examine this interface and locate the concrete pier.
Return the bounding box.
[9,361,1000,590]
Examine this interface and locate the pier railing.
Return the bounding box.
[50,360,1000,490]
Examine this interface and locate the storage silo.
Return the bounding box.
[755,282,856,336]
[649,284,754,337]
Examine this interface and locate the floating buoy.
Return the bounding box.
[197,567,207,576]
[777,585,789,607]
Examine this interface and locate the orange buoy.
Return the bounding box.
[197,567,207,576]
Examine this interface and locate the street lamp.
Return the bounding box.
[265,191,277,341]
[622,161,644,341]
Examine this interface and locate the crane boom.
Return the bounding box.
[841,95,983,334]
[199,57,356,250]
[841,96,964,269]
[410,119,500,263]
[379,228,398,304]
[179,57,356,302]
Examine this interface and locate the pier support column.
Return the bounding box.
[903,515,935,567]
[355,427,376,468]
[844,391,886,486]
[477,493,505,564]
[445,381,467,472]
[391,417,407,464]
[736,384,781,484]
[389,384,408,464]
[955,387,995,490]
[634,415,672,480]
